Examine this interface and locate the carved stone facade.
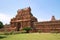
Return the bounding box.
[10,7,60,32]
[10,7,37,31]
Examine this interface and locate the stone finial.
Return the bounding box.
[51,16,56,21]
[23,7,31,11]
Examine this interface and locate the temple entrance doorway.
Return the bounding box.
[16,22,21,31]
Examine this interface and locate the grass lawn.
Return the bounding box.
[0,33,60,40]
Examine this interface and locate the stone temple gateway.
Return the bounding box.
[10,7,37,31]
[10,7,60,32]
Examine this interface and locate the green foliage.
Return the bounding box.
[23,27,32,33]
[0,21,4,29]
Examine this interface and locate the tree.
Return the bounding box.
[0,21,4,29]
[23,27,32,33]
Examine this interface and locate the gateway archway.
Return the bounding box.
[16,22,21,31]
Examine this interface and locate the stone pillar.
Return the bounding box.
[20,22,22,30]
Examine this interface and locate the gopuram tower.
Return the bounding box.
[10,7,37,31]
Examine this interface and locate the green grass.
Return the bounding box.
[0,33,60,40]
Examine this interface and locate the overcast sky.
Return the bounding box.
[0,0,60,24]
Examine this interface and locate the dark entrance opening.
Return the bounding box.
[17,22,21,31]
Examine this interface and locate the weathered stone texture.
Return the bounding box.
[10,7,60,32]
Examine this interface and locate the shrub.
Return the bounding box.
[0,21,4,29]
[23,27,32,33]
